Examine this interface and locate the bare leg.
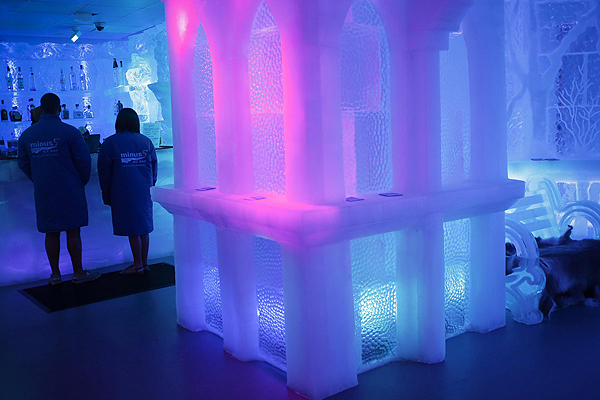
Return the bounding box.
[141,234,150,267]
[128,235,143,269]
[66,228,84,275]
[45,232,61,276]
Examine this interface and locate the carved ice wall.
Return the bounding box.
[505,0,600,160]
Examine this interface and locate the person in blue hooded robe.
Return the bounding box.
[18,93,100,285]
[98,108,157,275]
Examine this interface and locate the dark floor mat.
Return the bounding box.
[20,263,174,313]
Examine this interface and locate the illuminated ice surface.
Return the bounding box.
[154,0,521,399]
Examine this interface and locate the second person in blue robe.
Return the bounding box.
[98,108,158,274]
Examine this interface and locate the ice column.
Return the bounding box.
[464,0,507,333]
[163,0,205,330]
[373,0,472,363]
[200,1,261,361]
[269,2,358,397]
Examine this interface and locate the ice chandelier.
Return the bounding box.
[154,0,523,398]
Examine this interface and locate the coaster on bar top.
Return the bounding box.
[196,186,216,191]
[379,192,402,197]
[244,196,266,201]
[346,197,364,202]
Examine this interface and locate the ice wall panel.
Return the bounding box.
[444,219,471,339]
[341,0,392,197]
[200,221,222,333]
[506,0,600,160]
[249,2,285,195]
[254,237,286,368]
[350,232,397,368]
[536,1,588,54]
[440,31,471,185]
[194,24,218,186]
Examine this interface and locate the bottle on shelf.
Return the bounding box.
[83,104,94,119]
[60,68,66,91]
[27,98,35,121]
[113,58,119,86]
[9,105,22,122]
[6,66,13,91]
[1,100,8,121]
[29,67,36,91]
[119,60,126,87]
[69,66,77,90]
[16,67,24,91]
[61,104,69,120]
[73,103,83,119]
[79,64,87,91]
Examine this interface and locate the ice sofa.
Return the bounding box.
[154,0,523,398]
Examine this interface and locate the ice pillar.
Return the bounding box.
[282,242,358,399]
[464,0,507,332]
[163,0,201,189]
[269,2,357,396]
[173,215,206,331]
[463,0,507,182]
[216,228,259,360]
[394,47,445,362]
[200,2,259,195]
[396,214,445,363]
[269,0,350,204]
[163,0,205,331]
[199,2,261,362]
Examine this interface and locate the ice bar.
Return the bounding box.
[154,0,523,398]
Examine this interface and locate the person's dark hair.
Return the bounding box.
[40,93,61,115]
[115,108,140,134]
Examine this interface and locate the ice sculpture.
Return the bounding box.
[155,0,524,398]
[505,219,545,325]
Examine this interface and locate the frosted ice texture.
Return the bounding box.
[253,237,286,368]
[249,2,285,195]
[505,0,600,159]
[536,1,588,54]
[444,219,471,339]
[505,0,534,161]
[440,31,471,184]
[341,0,392,197]
[194,25,218,186]
[350,232,397,368]
[199,222,222,333]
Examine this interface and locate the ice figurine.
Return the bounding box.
[154,0,524,399]
[505,219,545,325]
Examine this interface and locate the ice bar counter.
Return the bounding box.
[154,0,523,398]
[140,0,519,398]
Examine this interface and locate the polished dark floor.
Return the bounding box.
[2,257,600,400]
